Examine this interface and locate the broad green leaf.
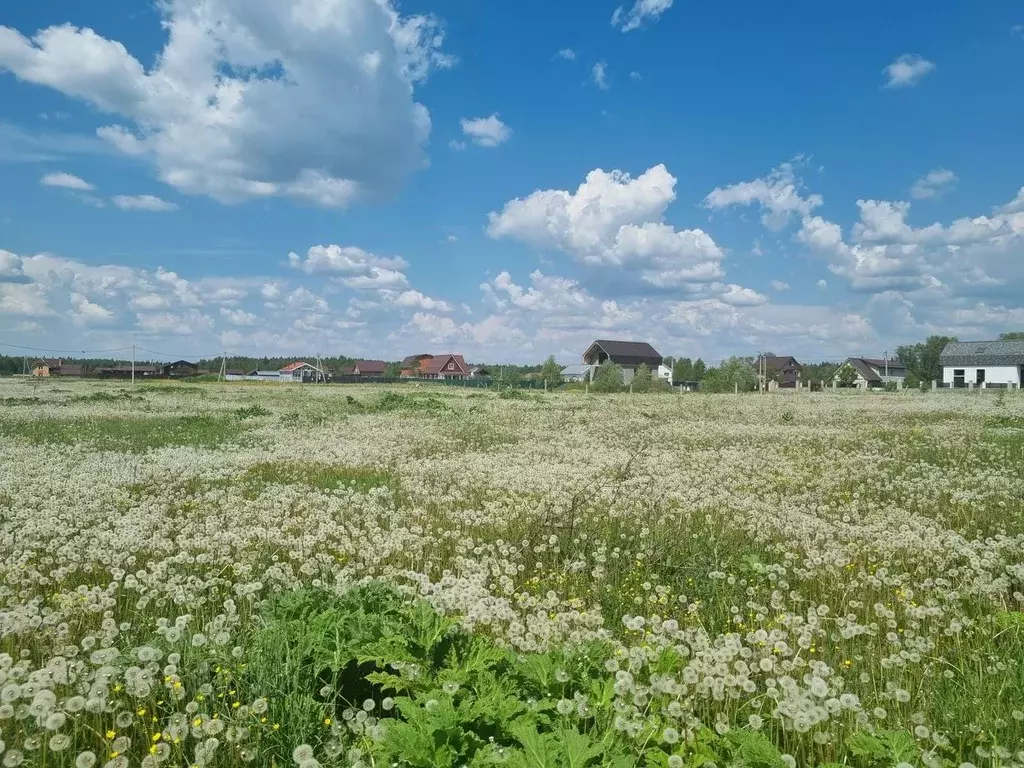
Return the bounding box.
[556,727,603,768]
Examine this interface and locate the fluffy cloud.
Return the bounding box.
[883,54,935,88]
[69,292,114,324]
[555,48,576,61]
[704,160,823,230]
[0,0,453,207]
[592,62,609,89]
[910,168,957,200]
[798,191,1024,295]
[998,187,1024,214]
[0,249,25,280]
[40,171,94,191]
[136,309,214,336]
[340,267,409,290]
[112,194,178,211]
[0,283,50,316]
[459,114,512,148]
[611,0,673,32]
[288,245,407,275]
[769,280,790,291]
[390,289,452,312]
[488,164,736,295]
[220,307,258,326]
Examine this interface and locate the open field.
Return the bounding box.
[1,378,1023,767]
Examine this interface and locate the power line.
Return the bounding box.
[0,341,133,355]
[134,345,233,359]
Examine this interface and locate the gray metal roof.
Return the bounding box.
[940,340,1024,367]
[561,364,593,376]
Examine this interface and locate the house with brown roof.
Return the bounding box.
[31,359,84,377]
[582,340,664,385]
[351,360,387,376]
[161,360,199,378]
[755,355,803,389]
[420,354,470,380]
[399,354,433,377]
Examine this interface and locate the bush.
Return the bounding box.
[591,361,624,393]
[631,363,653,393]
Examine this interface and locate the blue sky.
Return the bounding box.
[1,0,1022,364]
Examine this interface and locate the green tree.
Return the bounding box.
[539,355,562,390]
[591,361,624,393]
[673,357,693,383]
[896,335,956,384]
[999,331,1024,340]
[693,358,707,380]
[383,362,401,378]
[700,357,757,393]
[631,363,653,393]
[836,364,857,388]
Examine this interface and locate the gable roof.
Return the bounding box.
[422,354,468,374]
[584,340,663,366]
[279,361,311,373]
[353,360,387,374]
[401,353,433,367]
[940,340,1024,367]
[757,355,802,372]
[34,358,62,368]
[840,357,905,383]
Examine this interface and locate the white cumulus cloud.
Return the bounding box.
[883,54,935,88]
[0,0,453,208]
[459,114,512,148]
[69,291,114,324]
[288,245,407,274]
[910,168,957,200]
[592,61,609,89]
[704,160,823,230]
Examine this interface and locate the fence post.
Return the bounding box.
[968,382,974,391]
[734,382,738,395]
[932,380,937,391]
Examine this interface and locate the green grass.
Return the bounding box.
[0,413,248,451]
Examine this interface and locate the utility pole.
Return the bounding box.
[131,344,135,385]
[884,350,889,383]
[218,353,226,382]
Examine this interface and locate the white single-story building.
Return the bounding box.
[656,364,673,385]
[939,340,1024,388]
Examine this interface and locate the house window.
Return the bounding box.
[447,362,454,370]
[976,369,985,385]
[953,369,965,388]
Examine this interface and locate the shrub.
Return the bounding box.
[591,361,623,393]
[631,363,653,393]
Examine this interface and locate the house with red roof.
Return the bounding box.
[417,354,470,380]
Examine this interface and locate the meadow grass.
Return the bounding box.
[0,378,1023,767]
